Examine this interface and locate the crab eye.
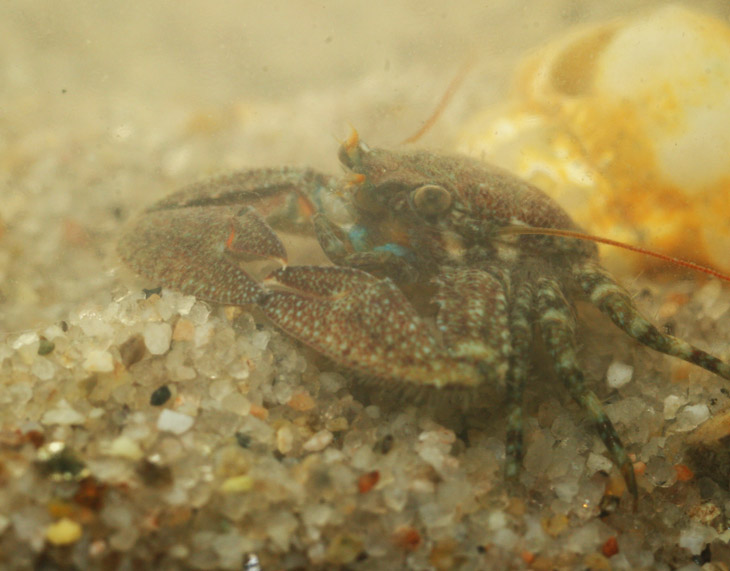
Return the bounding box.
[410,184,452,217]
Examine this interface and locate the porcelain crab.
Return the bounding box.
[118,131,730,502]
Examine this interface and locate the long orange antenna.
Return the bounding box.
[402,54,477,145]
[499,225,730,283]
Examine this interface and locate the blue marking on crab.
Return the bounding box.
[373,243,413,260]
[347,225,370,252]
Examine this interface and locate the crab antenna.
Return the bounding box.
[499,225,730,284]
[401,54,477,145]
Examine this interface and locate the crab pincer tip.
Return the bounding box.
[344,126,360,151]
[338,126,363,169]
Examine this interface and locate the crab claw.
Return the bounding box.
[119,205,286,305]
[261,265,481,389]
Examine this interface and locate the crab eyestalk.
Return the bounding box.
[338,127,365,170]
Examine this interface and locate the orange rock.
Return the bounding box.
[601,536,619,558]
[357,470,380,494]
[393,525,421,551]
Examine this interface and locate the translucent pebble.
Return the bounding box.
[486,510,507,531]
[110,526,138,551]
[664,394,687,420]
[143,322,172,355]
[12,332,39,350]
[554,479,580,502]
[267,511,298,551]
[695,279,722,311]
[493,528,518,550]
[6,383,33,406]
[550,415,577,440]
[606,360,633,389]
[102,503,132,529]
[77,309,115,338]
[605,397,646,426]
[171,365,196,382]
[250,330,270,351]
[41,399,85,425]
[105,436,144,461]
[83,349,114,372]
[383,486,408,512]
[45,518,82,545]
[418,501,452,529]
[170,544,189,559]
[303,430,333,452]
[674,404,711,432]
[188,301,210,325]
[43,324,66,340]
[678,522,716,555]
[162,485,189,506]
[221,393,251,415]
[228,358,250,380]
[410,479,435,494]
[585,452,613,475]
[272,380,294,405]
[350,445,375,470]
[157,409,195,434]
[319,372,344,393]
[563,520,604,554]
[523,431,555,475]
[153,293,176,321]
[418,445,448,473]
[301,503,333,529]
[194,322,215,347]
[31,357,55,381]
[364,405,380,419]
[325,533,363,565]
[276,425,294,454]
[209,379,234,401]
[176,294,197,316]
[213,531,248,568]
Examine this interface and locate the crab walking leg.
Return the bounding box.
[504,282,533,483]
[536,278,638,500]
[573,262,730,380]
[432,268,512,387]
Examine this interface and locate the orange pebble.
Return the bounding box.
[520,551,535,564]
[249,404,269,420]
[358,470,380,494]
[287,391,316,411]
[674,464,695,482]
[393,525,421,551]
[601,536,619,557]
